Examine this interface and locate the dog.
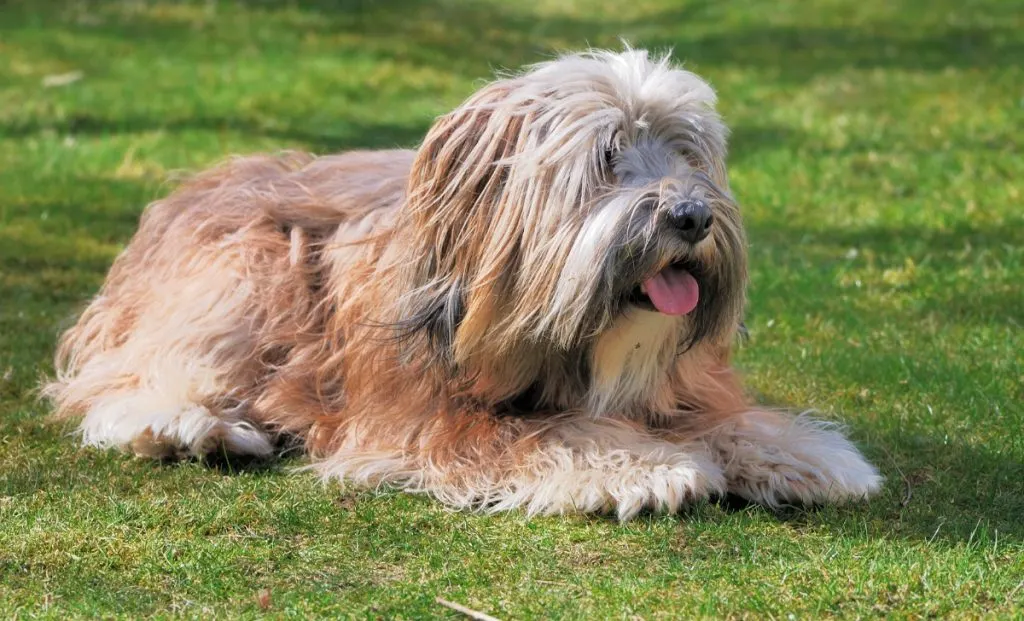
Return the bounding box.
[45,48,882,520]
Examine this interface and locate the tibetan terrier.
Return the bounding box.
[46,49,881,519]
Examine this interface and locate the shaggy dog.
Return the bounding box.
[45,49,882,520]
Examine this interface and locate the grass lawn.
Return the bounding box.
[2,0,1022,617]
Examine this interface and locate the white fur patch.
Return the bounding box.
[589,310,683,415]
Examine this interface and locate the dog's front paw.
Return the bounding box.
[603,453,727,521]
[714,412,883,508]
[486,446,726,521]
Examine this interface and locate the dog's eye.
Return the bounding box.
[604,148,616,167]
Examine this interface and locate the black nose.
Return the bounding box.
[667,200,714,243]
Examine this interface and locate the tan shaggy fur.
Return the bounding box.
[44,49,882,520]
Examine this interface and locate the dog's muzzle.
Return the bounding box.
[622,198,714,316]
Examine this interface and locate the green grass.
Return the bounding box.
[1,0,1022,617]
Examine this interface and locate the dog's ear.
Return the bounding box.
[409,84,522,217]
[396,83,528,366]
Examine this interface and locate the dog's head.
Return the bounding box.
[396,48,747,413]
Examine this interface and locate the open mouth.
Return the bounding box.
[627,259,702,316]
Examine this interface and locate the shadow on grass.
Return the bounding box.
[202,435,307,475]
[0,115,430,155]
[658,376,1024,546]
[764,421,1024,546]
[6,0,1020,81]
[225,1,1024,75]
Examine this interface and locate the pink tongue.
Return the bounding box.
[642,267,700,315]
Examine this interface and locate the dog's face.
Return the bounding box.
[399,49,747,412]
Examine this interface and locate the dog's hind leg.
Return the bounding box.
[44,193,320,458]
[46,255,281,458]
[78,388,272,460]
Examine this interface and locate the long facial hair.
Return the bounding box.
[376,49,748,414]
